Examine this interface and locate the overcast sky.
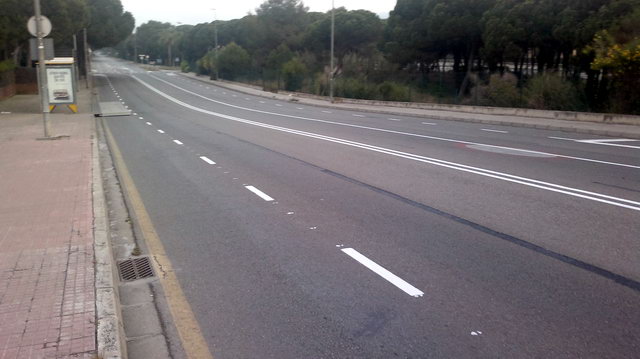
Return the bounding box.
[120,0,396,26]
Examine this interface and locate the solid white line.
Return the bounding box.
[548,136,576,141]
[577,139,640,149]
[387,118,401,121]
[352,114,365,117]
[422,122,437,125]
[199,156,216,165]
[245,185,274,201]
[580,139,637,143]
[341,248,424,297]
[482,129,508,134]
[173,140,184,145]
[157,129,165,133]
[146,122,152,125]
[131,76,640,211]
[148,75,639,170]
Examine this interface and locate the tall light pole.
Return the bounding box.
[211,8,219,80]
[34,0,50,137]
[329,0,335,102]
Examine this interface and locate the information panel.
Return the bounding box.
[46,66,75,104]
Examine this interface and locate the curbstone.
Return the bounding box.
[93,118,127,359]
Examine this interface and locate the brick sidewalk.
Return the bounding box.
[0,94,96,358]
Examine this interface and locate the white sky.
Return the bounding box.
[120,0,396,26]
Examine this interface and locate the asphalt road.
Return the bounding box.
[95,56,640,358]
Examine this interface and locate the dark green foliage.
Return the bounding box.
[478,73,523,108]
[216,42,251,80]
[0,59,16,72]
[87,0,134,49]
[525,73,585,111]
[109,0,640,114]
[282,57,307,91]
[377,81,412,102]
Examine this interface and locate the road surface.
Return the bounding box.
[95,56,640,358]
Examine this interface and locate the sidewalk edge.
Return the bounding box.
[179,72,640,139]
[93,118,128,359]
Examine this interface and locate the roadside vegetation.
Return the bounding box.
[0,0,133,70]
[115,0,640,114]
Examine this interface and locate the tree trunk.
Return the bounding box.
[458,44,476,99]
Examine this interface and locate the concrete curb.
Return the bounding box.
[93,118,128,359]
[179,72,640,140]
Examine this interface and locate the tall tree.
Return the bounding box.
[87,0,134,49]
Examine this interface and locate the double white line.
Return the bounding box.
[131,75,640,212]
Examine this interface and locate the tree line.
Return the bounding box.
[115,0,637,114]
[0,0,134,65]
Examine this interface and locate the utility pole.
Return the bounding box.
[34,0,50,138]
[72,34,79,83]
[133,32,138,63]
[83,28,90,89]
[329,0,335,102]
[212,9,219,80]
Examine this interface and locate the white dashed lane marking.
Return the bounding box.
[245,185,274,202]
[157,129,165,134]
[199,156,216,165]
[341,248,424,298]
[173,140,184,145]
[481,129,508,134]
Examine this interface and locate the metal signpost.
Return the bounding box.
[29,0,52,138]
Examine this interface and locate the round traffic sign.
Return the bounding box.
[27,16,52,37]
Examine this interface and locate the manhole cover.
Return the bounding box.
[118,256,155,282]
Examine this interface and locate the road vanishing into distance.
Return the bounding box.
[94,56,640,358]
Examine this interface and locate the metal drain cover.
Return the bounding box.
[118,256,155,282]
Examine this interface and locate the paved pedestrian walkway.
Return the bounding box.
[0,91,96,358]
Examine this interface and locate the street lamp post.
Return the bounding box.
[329,0,335,102]
[212,9,219,80]
[34,0,50,137]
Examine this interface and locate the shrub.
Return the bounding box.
[478,73,523,108]
[525,73,584,111]
[377,81,411,102]
[335,77,376,99]
[0,60,16,73]
[282,57,307,91]
[180,60,190,73]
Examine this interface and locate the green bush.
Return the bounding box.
[335,77,377,99]
[216,42,251,80]
[282,57,307,91]
[478,73,523,108]
[0,60,16,73]
[377,81,411,102]
[525,73,585,111]
[180,60,190,73]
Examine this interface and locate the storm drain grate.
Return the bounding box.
[118,256,155,282]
